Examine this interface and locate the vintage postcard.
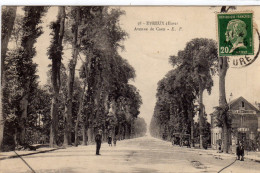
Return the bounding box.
[1,4,260,173]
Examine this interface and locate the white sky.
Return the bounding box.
[31,6,260,126]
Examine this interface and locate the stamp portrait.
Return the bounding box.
[217,12,254,56]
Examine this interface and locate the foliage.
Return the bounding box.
[10,14,23,47]
[47,6,66,147]
[194,120,211,149]
[169,38,217,147]
[151,38,217,146]
[169,38,218,95]
[2,7,47,149]
[2,6,143,149]
[150,68,196,140]
[133,117,147,137]
[77,7,141,141]
[214,105,232,128]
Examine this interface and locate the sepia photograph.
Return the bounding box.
[1,2,260,173]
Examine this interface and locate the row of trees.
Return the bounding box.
[1,6,144,151]
[150,6,244,153]
[150,38,218,148]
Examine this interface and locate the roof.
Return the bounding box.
[229,97,241,106]
[210,96,260,116]
[229,96,259,112]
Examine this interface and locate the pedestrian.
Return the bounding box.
[113,136,117,146]
[218,143,222,153]
[108,134,112,146]
[236,141,244,161]
[95,129,102,155]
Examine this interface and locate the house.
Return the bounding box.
[211,96,260,151]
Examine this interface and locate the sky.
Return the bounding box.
[30,6,260,127]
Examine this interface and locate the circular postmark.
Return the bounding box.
[227,29,260,68]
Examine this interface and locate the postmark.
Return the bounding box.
[217,12,254,57]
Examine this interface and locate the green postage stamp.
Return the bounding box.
[217,12,254,56]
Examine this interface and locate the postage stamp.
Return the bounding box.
[217,12,254,56]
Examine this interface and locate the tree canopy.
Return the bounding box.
[1,6,144,151]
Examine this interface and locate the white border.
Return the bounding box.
[1,0,260,6]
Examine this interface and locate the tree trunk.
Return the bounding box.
[124,124,127,139]
[218,56,229,153]
[130,121,134,138]
[19,93,29,145]
[74,114,80,146]
[87,126,94,144]
[64,101,72,145]
[0,111,4,151]
[191,120,194,147]
[50,95,58,147]
[123,124,126,140]
[103,128,107,143]
[126,124,130,139]
[14,128,18,147]
[49,6,65,148]
[87,127,91,144]
[118,124,122,140]
[223,119,229,152]
[64,7,80,146]
[198,84,204,149]
[0,6,17,151]
[112,126,116,140]
[188,109,194,147]
[82,124,88,145]
[74,83,86,146]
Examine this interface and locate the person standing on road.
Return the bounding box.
[240,142,245,161]
[95,129,102,155]
[218,143,222,153]
[108,134,112,146]
[236,141,244,161]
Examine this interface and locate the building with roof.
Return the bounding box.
[211,96,260,151]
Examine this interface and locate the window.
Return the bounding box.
[241,101,245,108]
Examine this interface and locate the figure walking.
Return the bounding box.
[95,129,102,155]
[236,141,244,161]
[218,143,222,153]
[108,134,112,146]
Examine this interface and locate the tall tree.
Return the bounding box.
[217,6,260,153]
[218,56,229,153]
[1,7,17,82]
[10,6,46,146]
[63,6,104,145]
[78,7,128,143]
[48,6,66,147]
[63,7,80,146]
[151,69,196,141]
[74,81,86,146]
[217,6,234,153]
[170,38,217,148]
[1,6,17,151]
